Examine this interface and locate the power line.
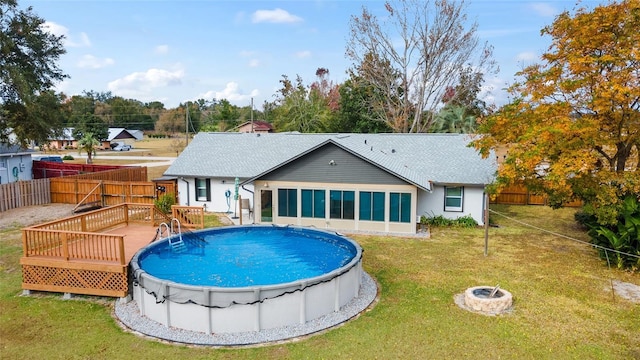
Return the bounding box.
[489,208,640,260]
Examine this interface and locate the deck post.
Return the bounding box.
[22,229,28,257]
[118,236,125,265]
[62,233,69,261]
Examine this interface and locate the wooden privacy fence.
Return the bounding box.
[50,178,171,206]
[0,179,51,212]
[491,184,583,207]
[67,166,147,182]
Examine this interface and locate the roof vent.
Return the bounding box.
[370,146,373,151]
[364,139,367,144]
[391,149,396,153]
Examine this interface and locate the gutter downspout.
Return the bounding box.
[241,184,254,195]
[180,177,190,206]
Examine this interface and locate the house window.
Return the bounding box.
[359,191,385,221]
[278,188,297,217]
[330,190,355,220]
[445,187,464,212]
[301,189,325,218]
[195,178,210,201]
[389,192,411,223]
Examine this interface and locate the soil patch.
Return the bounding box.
[0,203,75,230]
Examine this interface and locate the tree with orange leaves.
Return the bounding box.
[473,0,639,226]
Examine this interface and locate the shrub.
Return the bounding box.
[62,155,74,160]
[420,214,478,228]
[154,193,176,214]
[581,196,640,270]
[455,215,479,228]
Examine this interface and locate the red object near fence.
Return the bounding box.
[32,160,130,179]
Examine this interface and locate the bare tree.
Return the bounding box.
[346,0,496,133]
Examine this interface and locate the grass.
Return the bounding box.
[1,205,638,359]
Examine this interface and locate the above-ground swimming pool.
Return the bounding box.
[130,225,363,334]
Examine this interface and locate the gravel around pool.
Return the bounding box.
[114,272,378,347]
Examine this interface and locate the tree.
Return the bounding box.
[0,0,67,145]
[270,71,337,133]
[431,105,477,133]
[64,95,108,141]
[472,1,639,225]
[346,0,495,133]
[329,77,392,133]
[77,132,99,164]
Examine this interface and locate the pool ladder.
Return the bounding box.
[158,218,186,253]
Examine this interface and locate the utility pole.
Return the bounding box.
[185,102,189,146]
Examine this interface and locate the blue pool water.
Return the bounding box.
[137,226,358,287]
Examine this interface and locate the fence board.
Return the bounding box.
[0,179,51,212]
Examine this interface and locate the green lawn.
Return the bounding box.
[1,205,638,359]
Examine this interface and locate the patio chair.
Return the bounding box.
[240,198,253,219]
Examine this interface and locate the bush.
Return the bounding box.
[580,196,640,270]
[62,155,74,160]
[154,193,176,214]
[420,214,478,228]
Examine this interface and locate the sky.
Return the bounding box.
[21,0,602,110]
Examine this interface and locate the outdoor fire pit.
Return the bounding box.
[461,285,513,315]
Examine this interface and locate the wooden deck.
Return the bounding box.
[20,203,204,297]
[105,224,159,263]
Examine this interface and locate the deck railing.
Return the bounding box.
[22,229,125,264]
[21,203,149,265]
[20,203,204,297]
[171,205,205,229]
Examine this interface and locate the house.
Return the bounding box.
[0,144,34,184]
[234,120,274,134]
[164,132,497,235]
[46,128,76,150]
[107,128,141,147]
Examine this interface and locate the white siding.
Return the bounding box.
[177,177,254,213]
[417,185,486,225]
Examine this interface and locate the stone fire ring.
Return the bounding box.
[460,286,513,315]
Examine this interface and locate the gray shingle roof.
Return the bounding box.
[164,133,497,189]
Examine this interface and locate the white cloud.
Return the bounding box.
[516,52,537,61]
[41,21,91,47]
[155,45,169,55]
[295,50,311,59]
[107,68,184,98]
[252,8,303,24]
[77,54,115,69]
[239,50,256,57]
[528,3,559,17]
[248,59,260,67]
[199,82,260,104]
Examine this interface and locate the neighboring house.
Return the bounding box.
[46,128,76,150]
[107,128,141,147]
[0,144,34,184]
[234,121,274,134]
[164,132,497,235]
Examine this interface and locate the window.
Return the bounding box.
[445,187,464,212]
[389,192,411,223]
[330,190,355,219]
[278,188,297,217]
[359,191,385,221]
[195,178,210,201]
[302,189,325,218]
